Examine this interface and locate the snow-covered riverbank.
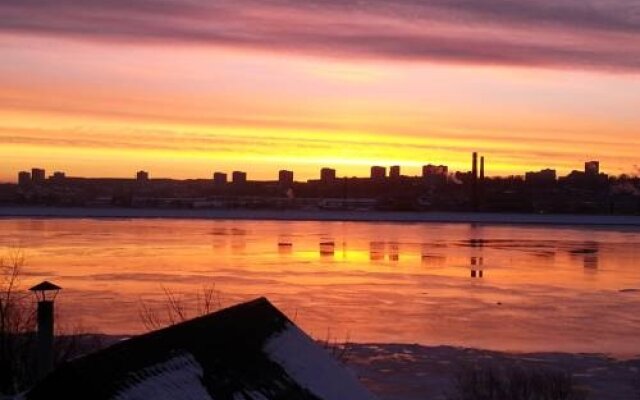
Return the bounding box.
[346,344,640,400]
[2,206,640,228]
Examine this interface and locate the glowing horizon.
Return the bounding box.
[1,1,639,182]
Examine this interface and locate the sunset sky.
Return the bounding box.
[1,0,639,182]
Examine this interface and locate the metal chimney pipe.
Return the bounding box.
[36,300,54,379]
[29,281,62,380]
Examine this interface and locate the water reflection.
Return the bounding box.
[370,242,385,261]
[569,242,600,272]
[231,236,246,253]
[319,240,335,258]
[470,256,485,278]
[421,254,447,267]
[388,242,400,262]
[2,219,640,355]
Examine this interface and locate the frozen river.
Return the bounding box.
[2,218,640,355]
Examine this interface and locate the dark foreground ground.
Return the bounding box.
[345,344,640,400]
[46,336,640,400]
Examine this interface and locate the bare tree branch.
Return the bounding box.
[138,284,222,331]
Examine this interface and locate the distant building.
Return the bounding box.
[585,161,600,176]
[278,170,294,186]
[51,171,66,182]
[213,172,227,185]
[31,168,46,184]
[389,166,401,179]
[370,166,386,181]
[422,164,448,185]
[232,171,247,184]
[18,171,31,187]
[563,161,607,187]
[422,164,448,177]
[320,168,336,183]
[136,171,149,182]
[525,169,557,186]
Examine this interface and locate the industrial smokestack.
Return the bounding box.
[472,152,478,180]
[480,156,485,181]
[472,152,479,211]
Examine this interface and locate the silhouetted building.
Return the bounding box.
[389,166,401,179]
[213,172,227,185]
[563,161,608,188]
[32,168,46,184]
[525,169,557,185]
[18,171,31,187]
[320,168,336,183]
[136,171,149,182]
[422,165,448,177]
[278,170,294,186]
[232,171,247,184]
[422,164,448,185]
[585,161,600,176]
[370,166,386,181]
[50,171,66,182]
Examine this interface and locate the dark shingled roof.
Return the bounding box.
[27,297,371,400]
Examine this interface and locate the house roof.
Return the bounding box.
[26,297,377,400]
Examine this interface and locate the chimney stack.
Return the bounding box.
[29,281,62,380]
[472,152,478,180]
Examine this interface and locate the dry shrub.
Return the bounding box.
[138,284,222,331]
[447,362,588,400]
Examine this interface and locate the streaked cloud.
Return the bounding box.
[0,0,639,72]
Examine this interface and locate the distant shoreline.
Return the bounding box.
[1,206,640,227]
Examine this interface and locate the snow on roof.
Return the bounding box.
[26,297,377,400]
[265,323,377,400]
[113,353,212,400]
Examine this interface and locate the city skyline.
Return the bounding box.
[8,156,610,184]
[1,1,640,182]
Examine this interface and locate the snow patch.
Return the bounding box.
[233,392,269,400]
[264,323,378,400]
[113,353,213,400]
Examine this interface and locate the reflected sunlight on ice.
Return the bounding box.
[1,218,639,355]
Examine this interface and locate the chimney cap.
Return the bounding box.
[29,281,62,302]
[29,281,62,292]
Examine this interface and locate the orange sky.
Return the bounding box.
[1,1,639,182]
